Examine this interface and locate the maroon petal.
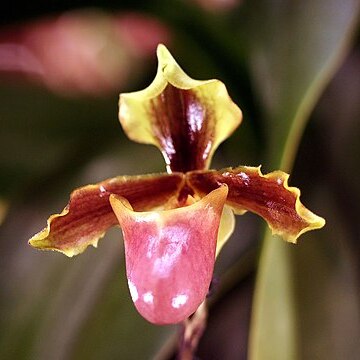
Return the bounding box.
[187,167,325,243]
[29,173,185,256]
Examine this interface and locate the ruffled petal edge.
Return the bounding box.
[29,172,185,256]
[187,166,325,243]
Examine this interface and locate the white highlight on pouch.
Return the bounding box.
[128,280,139,302]
[172,294,188,309]
[143,291,154,304]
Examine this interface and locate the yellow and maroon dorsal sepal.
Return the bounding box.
[119,44,242,173]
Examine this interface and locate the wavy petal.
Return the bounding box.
[119,44,242,173]
[109,185,228,324]
[29,173,185,256]
[187,167,325,243]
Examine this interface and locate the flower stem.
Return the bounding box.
[177,301,208,360]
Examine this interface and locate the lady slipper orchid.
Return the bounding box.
[29,44,325,325]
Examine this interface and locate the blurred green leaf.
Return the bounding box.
[292,192,360,359]
[246,1,360,359]
[245,0,360,169]
[289,49,360,358]
[0,85,120,199]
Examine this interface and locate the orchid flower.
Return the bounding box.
[29,44,325,325]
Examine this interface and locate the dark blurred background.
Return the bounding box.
[0,1,359,359]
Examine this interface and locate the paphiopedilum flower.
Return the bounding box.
[29,45,325,325]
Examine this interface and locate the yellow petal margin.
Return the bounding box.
[29,173,185,257]
[187,167,325,243]
[119,44,242,173]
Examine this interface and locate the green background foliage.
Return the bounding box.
[0,1,359,359]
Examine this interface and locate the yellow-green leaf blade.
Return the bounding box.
[247,1,360,359]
